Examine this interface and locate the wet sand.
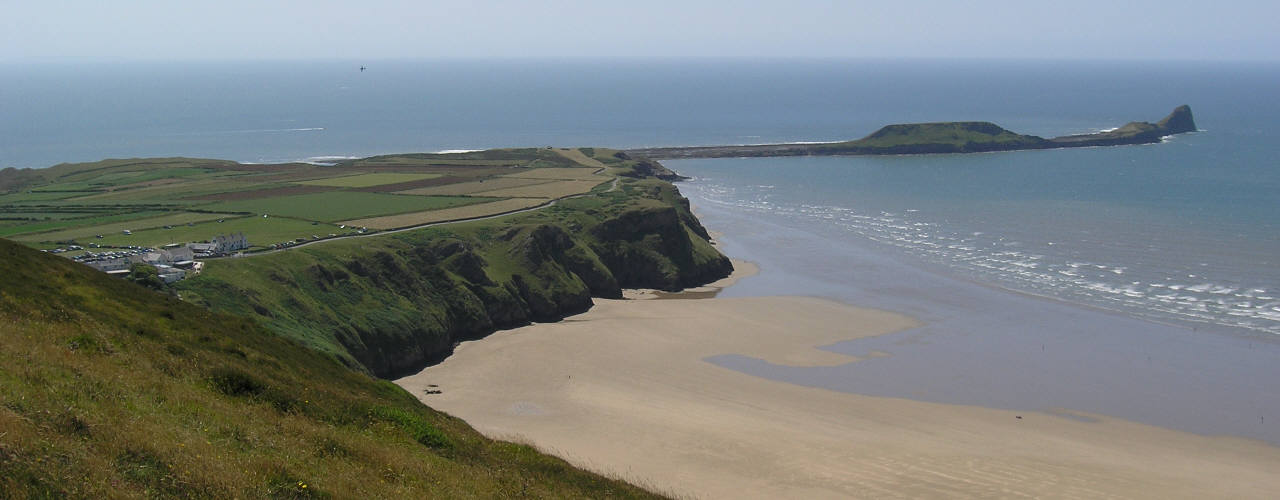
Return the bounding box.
[398,288,1280,498]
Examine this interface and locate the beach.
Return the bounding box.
[397,263,1280,499]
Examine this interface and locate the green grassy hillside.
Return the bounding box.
[0,238,661,499]
[835,121,1049,153]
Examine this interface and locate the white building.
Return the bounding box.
[213,232,249,253]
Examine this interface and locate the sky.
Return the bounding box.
[2,0,1277,62]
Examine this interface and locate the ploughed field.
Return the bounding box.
[0,148,622,254]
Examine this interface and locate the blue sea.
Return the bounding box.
[4,58,1279,440]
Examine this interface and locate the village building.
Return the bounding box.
[76,232,245,282]
[154,264,186,284]
[85,257,131,273]
[162,245,195,267]
[213,232,249,253]
[188,242,217,257]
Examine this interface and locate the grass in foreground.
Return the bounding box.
[0,238,662,499]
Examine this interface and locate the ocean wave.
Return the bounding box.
[687,181,1280,336]
[301,155,360,165]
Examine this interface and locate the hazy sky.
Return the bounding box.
[3,0,1277,61]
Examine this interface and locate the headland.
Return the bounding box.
[627,105,1197,159]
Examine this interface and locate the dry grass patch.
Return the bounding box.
[397,177,552,196]
[473,179,607,199]
[341,198,549,230]
[554,148,608,169]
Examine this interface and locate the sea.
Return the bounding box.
[4,58,1279,441]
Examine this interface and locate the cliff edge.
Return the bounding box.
[177,178,733,378]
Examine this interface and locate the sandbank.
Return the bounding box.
[398,288,1280,498]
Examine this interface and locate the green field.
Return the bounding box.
[0,190,91,203]
[297,172,442,188]
[89,215,346,250]
[0,149,651,255]
[11,211,237,243]
[68,178,284,203]
[0,210,104,220]
[200,192,495,222]
[0,211,166,238]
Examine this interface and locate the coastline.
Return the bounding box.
[397,260,1280,498]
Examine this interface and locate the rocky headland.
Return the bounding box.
[627,105,1197,159]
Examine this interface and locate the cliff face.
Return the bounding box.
[1049,105,1197,147]
[1156,105,1197,135]
[177,179,732,378]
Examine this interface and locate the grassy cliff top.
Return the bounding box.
[0,238,661,498]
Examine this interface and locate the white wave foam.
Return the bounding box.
[305,155,359,161]
[694,182,1280,335]
[229,127,324,134]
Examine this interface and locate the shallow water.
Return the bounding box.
[679,181,1280,444]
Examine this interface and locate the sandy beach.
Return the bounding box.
[397,260,1280,499]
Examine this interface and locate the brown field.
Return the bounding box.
[397,177,552,196]
[341,198,549,230]
[352,175,472,193]
[183,184,336,201]
[232,168,355,183]
[503,167,604,180]
[472,179,606,198]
